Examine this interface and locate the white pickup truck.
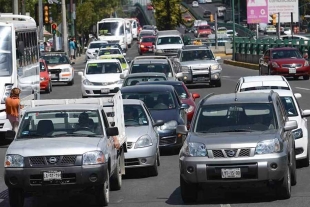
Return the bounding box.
[4,92,127,206]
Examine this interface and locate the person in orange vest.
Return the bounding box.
[5,88,23,132]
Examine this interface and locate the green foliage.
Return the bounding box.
[152,0,182,30]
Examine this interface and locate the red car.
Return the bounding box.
[138,36,156,55]
[197,25,212,36]
[147,3,154,10]
[183,15,192,22]
[40,58,52,93]
[136,81,200,128]
[259,47,310,80]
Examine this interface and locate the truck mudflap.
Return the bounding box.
[181,66,212,83]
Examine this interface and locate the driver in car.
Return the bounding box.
[76,112,92,130]
[124,107,139,125]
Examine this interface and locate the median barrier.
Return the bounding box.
[223,59,259,70]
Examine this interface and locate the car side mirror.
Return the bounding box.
[5,130,16,140]
[127,60,131,63]
[120,74,125,79]
[284,120,298,131]
[181,103,189,109]
[215,56,221,60]
[106,127,119,136]
[192,93,200,100]
[294,93,302,99]
[302,109,310,118]
[176,125,188,135]
[153,120,164,127]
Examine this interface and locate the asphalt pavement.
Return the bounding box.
[1,41,310,207]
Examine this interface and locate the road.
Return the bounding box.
[1,41,310,207]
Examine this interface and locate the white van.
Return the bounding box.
[154,30,184,57]
[125,19,133,48]
[126,18,138,39]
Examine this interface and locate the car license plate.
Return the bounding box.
[221,168,241,178]
[101,88,110,93]
[149,49,153,51]
[43,171,62,181]
[51,74,57,78]
[289,68,296,74]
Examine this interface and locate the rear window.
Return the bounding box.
[199,26,210,30]
[131,63,173,77]
[240,86,290,92]
[141,37,155,43]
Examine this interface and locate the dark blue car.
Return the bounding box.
[121,85,189,150]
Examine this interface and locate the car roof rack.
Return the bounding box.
[199,93,215,106]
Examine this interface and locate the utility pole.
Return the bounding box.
[232,0,235,60]
[290,12,294,38]
[39,0,44,54]
[13,0,19,14]
[62,0,69,55]
[277,12,280,39]
[238,0,240,24]
[21,0,26,15]
[215,13,218,49]
[70,0,75,38]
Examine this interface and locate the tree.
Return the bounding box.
[152,0,182,30]
[76,1,95,34]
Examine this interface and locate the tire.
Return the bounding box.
[300,147,310,167]
[157,149,160,166]
[276,166,291,200]
[110,157,122,191]
[303,75,309,80]
[45,82,52,93]
[68,78,74,86]
[294,76,299,80]
[95,169,110,206]
[180,175,198,203]
[212,79,221,87]
[290,149,297,186]
[139,52,142,55]
[8,188,24,207]
[148,153,159,177]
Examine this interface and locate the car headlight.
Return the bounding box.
[185,105,194,113]
[156,49,163,53]
[140,45,145,48]
[135,135,153,148]
[181,142,207,157]
[1,84,13,104]
[160,120,178,130]
[87,51,92,55]
[304,61,309,66]
[211,64,221,70]
[5,154,24,168]
[83,79,93,85]
[255,138,281,154]
[83,151,105,165]
[292,128,303,139]
[62,68,71,72]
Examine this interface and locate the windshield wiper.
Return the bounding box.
[18,134,54,138]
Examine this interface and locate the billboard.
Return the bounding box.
[247,0,269,23]
[268,0,299,22]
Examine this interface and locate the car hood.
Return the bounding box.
[150,109,183,124]
[156,44,183,49]
[7,137,101,157]
[85,73,121,82]
[125,126,149,142]
[187,131,278,148]
[273,59,305,65]
[48,64,72,69]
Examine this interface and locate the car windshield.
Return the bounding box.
[157,36,183,45]
[0,26,13,77]
[173,85,189,99]
[41,55,70,64]
[86,62,122,74]
[124,76,166,86]
[122,91,176,110]
[181,50,214,61]
[194,103,277,133]
[124,105,149,126]
[98,49,121,56]
[89,43,107,49]
[272,50,302,59]
[98,21,124,36]
[141,37,155,43]
[17,110,103,139]
[280,96,298,117]
[240,86,290,92]
[198,26,210,30]
[131,63,173,77]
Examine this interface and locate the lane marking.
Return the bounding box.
[295,87,310,91]
[220,204,231,207]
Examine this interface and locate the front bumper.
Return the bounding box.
[81,83,122,97]
[295,136,308,160]
[158,130,184,148]
[125,145,157,168]
[271,66,310,76]
[5,164,108,193]
[40,80,49,90]
[180,152,288,184]
[181,68,221,83]
[139,46,154,54]
[50,70,74,83]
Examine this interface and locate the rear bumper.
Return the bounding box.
[272,66,310,76]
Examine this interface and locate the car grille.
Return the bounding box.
[125,158,139,166]
[91,82,115,86]
[159,136,176,146]
[127,142,133,149]
[93,89,119,94]
[211,149,251,158]
[282,64,302,68]
[28,155,78,166]
[163,49,178,54]
[49,69,62,74]
[30,173,76,185]
[0,123,4,129]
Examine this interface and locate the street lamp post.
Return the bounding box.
[232,0,235,60]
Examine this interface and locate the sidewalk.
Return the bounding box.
[223,59,259,70]
[72,54,86,65]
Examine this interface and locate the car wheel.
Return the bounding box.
[8,188,24,207]
[212,79,221,87]
[50,82,53,92]
[290,148,297,186]
[67,78,74,86]
[148,153,159,176]
[180,175,198,203]
[276,165,291,199]
[303,75,309,80]
[300,146,310,167]
[95,169,110,206]
[157,149,161,166]
[110,157,122,191]
[45,82,51,93]
[139,52,142,55]
[294,76,299,80]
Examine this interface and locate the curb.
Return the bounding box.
[223,59,259,70]
[214,53,232,57]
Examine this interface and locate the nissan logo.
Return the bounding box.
[48,157,57,164]
[226,150,236,157]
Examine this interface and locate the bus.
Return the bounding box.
[97,18,132,52]
[0,14,40,134]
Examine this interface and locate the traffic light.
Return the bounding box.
[43,4,49,25]
[270,14,277,25]
[210,14,214,22]
[51,23,57,34]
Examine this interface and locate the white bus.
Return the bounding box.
[97,18,132,52]
[0,14,40,133]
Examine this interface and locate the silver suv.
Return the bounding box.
[178,91,298,202]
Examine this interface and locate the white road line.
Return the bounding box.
[220,204,231,207]
[295,87,310,91]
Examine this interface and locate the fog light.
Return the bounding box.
[141,158,147,163]
[89,174,98,182]
[270,163,277,169]
[9,176,18,185]
[187,166,194,173]
[214,74,219,79]
[183,76,187,80]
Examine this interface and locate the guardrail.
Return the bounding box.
[134,3,151,25]
[234,37,310,64]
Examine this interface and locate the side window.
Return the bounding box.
[174,90,182,106]
[276,99,286,126]
[133,21,137,28]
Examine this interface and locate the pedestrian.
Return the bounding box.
[5,88,22,133]
[73,38,78,58]
[69,38,75,60]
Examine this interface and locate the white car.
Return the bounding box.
[84,40,108,62]
[264,25,276,34]
[96,48,124,57]
[78,59,124,97]
[238,89,310,167]
[226,29,238,37]
[234,75,292,93]
[192,1,199,7]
